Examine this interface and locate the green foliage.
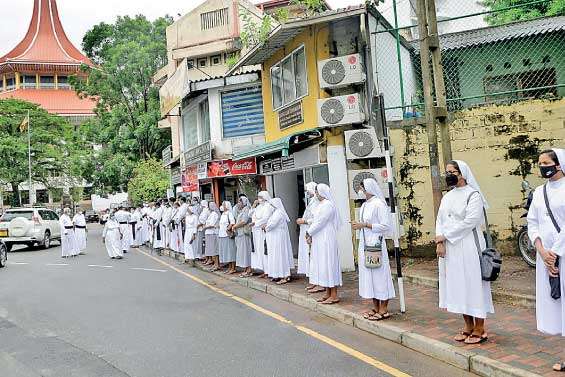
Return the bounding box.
[290,0,327,16]
[71,15,173,192]
[273,8,290,23]
[482,0,565,25]
[240,10,275,49]
[127,158,170,205]
[226,53,241,69]
[0,99,87,205]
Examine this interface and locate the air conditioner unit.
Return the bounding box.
[344,128,384,160]
[318,53,366,89]
[318,93,365,128]
[348,169,389,200]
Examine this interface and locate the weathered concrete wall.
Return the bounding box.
[390,98,565,251]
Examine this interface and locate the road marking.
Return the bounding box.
[46,263,69,266]
[9,262,29,265]
[131,267,167,273]
[88,264,113,268]
[136,248,411,377]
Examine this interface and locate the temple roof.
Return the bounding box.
[0,0,93,66]
[0,89,97,115]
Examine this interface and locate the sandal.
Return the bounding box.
[308,287,326,294]
[276,279,289,285]
[380,312,391,320]
[454,331,472,342]
[321,298,340,305]
[306,285,315,291]
[368,313,384,321]
[362,309,377,319]
[553,362,565,372]
[317,296,330,303]
[464,333,488,344]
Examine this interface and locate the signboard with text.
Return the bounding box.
[182,165,199,192]
[278,101,303,130]
[184,141,211,166]
[207,158,257,178]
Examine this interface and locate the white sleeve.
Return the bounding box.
[265,211,283,232]
[370,201,392,234]
[527,194,542,248]
[443,193,484,244]
[307,204,332,236]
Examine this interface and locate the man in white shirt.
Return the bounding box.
[114,205,131,255]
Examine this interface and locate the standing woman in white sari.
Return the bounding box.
[234,195,253,277]
[264,198,294,284]
[435,160,494,344]
[250,191,274,278]
[352,178,395,320]
[527,148,565,373]
[183,205,199,265]
[306,184,342,304]
[218,201,237,274]
[204,202,220,271]
[297,182,320,291]
[198,201,210,263]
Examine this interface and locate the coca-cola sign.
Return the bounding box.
[207,158,257,178]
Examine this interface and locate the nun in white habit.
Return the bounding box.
[218,200,237,274]
[352,178,395,320]
[264,198,294,283]
[103,211,123,259]
[204,202,220,271]
[234,196,253,277]
[151,201,165,250]
[183,205,199,264]
[307,184,342,304]
[435,160,494,345]
[250,191,274,277]
[72,210,87,253]
[297,182,319,288]
[59,208,78,258]
[197,200,210,262]
[527,148,565,373]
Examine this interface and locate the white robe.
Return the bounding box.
[184,213,198,260]
[141,207,151,244]
[527,177,565,336]
[103,219,123,258]
[114,210,131,252]
[72,213,87,252]
[436,185,494,319]
[175,203,189,254]
[250,203,273,273]
[265,209,293,279]
[169,208,181,252]
[59,214,78,257]
[358,197,396,300]
[298,197,319,276]
[131,211,143,247]
[162,207,173,249]
[308,200,342,288]
[196,208,210,258]
[151,206,165,249]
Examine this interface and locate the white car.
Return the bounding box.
[0,208,61,252]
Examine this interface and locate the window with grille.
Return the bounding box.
[40,76,55,89]
[200,8,228,30]
[22,75,36,89]
[483,68,557,103]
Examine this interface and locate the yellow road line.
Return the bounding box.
[137,248,411,377]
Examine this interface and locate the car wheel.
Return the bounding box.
[0,244,7,267]
[42,230,51,249]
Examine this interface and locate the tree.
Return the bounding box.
[71,15,173,192]
[127,158,170,205]
[0,99,87,206]
[482,0,565,25]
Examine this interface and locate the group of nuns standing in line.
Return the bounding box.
[434,149,564,372]
[59,208,88,258]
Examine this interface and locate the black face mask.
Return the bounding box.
[540,165,558,179]
[445,173,459,187]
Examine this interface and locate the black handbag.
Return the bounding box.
[467,192,502,282]
[543,184,561,300]
[263,230,268,256]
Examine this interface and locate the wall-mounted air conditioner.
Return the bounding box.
[318,53,366,89]
[318,93,365,128]
[344,128,385,160]
[348,169,390,200]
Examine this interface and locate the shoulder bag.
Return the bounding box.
[543,184,561,300]
[467,192,502,282]
[361,203,383,269]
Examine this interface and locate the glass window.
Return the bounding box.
[312,166,329,185]
[198,58,207,68]
[294,47,307,98]
[199,99,210,143]
[182,109,198,151]
[271,64,282,109]
[211,55,222,66]
[5,77,15,91]
[1,211,34,221]
[270,46,308,110]
[22,75,36,89]
[40,76,55,89]
[50,211,59,220]
[58,76,70,89]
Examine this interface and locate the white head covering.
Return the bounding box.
[268,198,290,222]
[201,200,208,208]
[222,201,233,212]
[258,191,271,201]
[239,195,250,207]
[362,178,386,202]
[454,160,489,209]
[552,148,565,168]
[208,202,220,215]
[305,181,317,195]
[315,183,342,228]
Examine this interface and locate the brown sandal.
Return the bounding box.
[362,309,377,319]
[464,333,488,344]
[321,298,340,305]
[317,296,330,303]
[553,362,565,372]
[454,331,472,342]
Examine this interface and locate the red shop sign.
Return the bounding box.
[207,158,257,178]
[182,165,199,192]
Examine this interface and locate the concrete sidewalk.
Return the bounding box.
[152,248,562,377]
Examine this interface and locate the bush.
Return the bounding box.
[127,158,170,206]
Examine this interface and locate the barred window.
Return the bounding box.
[200,8,228,30]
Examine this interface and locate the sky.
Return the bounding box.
[0,0,365,56]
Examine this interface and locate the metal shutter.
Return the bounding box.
[221,86,264,138]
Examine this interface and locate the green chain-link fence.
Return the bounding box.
[371,0,565,119]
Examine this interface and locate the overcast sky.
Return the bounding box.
[0,0,366,56]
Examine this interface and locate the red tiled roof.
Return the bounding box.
[0,0,92,66]
[0,89,96,115]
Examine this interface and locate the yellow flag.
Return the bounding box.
[19,115,29,132]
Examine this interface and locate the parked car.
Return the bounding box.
[0,240,7,268]
[85,210,99,223]
[0,208,61,252]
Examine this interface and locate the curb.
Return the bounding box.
[392,272,536,309]
[147,247,542,377]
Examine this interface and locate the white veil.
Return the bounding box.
[552,148,565,168]
[316,183,342,229]
[455,160,489,209]
[269,198,290,222]
[363,178,386,201]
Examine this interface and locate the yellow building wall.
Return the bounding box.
[261,25,331,143]
[390,98,565,252]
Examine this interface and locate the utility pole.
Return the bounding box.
[27,110,34,206]
[415,0,443,217]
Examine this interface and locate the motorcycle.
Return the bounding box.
[517,180,536,267]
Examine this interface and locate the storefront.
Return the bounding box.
[206,157,261,204]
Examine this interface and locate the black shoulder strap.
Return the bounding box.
[466,191,493,248]
[543,183,561,233]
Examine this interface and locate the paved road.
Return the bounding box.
[0,225,473,377]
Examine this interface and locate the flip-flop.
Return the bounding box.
[380,312,391,320]
[317,296,330,303]
[553,362,565,372]
[305,285,315,291]
[464,333,488,344]
[321,298,340,305]
[454,331,472,342]
[362,309,377,319]
[308,287,326,293]
[276,279,288,285]
[368,313,384,321]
